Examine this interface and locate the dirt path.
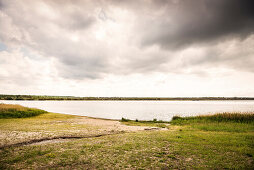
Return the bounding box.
[67,116,161,131]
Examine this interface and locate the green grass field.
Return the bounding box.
[0,105,253,169]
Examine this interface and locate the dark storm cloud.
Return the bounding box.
[139,0,254,50]
[0,0,254,82]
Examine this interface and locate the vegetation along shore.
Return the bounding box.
[0,104,253,169]
[1,94,254,101]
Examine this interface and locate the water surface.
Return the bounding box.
[1,100,254,121]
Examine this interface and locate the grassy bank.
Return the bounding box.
[172,112,254,123]
[0,112,253,169]
[170,113,254,133]
[0,104,47,118]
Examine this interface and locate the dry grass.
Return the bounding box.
[0,103,47,118]
[0,103,28,111]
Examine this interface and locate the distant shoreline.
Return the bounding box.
[1,94,254,101]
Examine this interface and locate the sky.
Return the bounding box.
[0,0,254,97]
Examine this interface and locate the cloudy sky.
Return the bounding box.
[0,0,254,97]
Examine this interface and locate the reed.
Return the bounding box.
[172,112,254,124]
[0,103,47,118]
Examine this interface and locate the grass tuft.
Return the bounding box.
[0,103,47,118]
[121,117,169,123]
[120,117,169,128]
[121,117,130,122]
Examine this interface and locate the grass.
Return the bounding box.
[170,113,254,133]
[0,104,47,118]
[171,112,254,124]
[0,112,253,169]
[121,117,170,128]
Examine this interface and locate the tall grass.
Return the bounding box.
[0,103,47,118]
[171,113,254,124]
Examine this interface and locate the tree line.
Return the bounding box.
[0,94,254,101]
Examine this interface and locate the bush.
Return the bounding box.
[121,117,130,122]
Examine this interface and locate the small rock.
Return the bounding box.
[186,158,193,161]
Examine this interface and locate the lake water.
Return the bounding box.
[1,100,254,121]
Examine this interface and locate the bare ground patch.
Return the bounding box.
[0,113,164,149]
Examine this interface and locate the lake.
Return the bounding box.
[1,100,254,121]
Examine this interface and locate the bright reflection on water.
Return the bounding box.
[1,100,254,121]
